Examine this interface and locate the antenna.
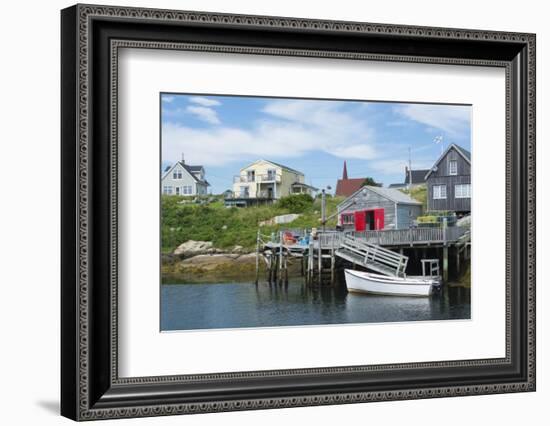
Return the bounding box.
[434,135,444,154]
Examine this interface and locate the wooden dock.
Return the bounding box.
[256,226,470,286]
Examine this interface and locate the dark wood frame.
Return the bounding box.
[61,4,536,421]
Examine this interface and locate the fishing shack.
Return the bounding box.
[337,186,422,231]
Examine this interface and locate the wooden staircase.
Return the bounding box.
[335,235,409,277]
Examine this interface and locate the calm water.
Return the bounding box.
[160,278,470,331]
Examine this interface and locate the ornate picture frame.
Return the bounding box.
[61,4,535,421]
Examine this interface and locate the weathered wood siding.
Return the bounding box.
[338,188,421,230]
[426,147,471,212]
[396,204,423,229]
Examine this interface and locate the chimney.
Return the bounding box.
[181,153,185,164]
[342,161,348,180]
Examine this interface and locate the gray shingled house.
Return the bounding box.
[337,186,422,231]
[425,144,471,214]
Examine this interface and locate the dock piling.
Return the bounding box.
[318,237,322,286]
[255,230,260,285]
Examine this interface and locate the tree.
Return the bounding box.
[361,177,382,187]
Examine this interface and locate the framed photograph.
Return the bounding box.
[61,4,536,421]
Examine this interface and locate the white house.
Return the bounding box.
[226,159,317,207]
[162,158,209,196]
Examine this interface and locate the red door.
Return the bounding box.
[354,211,366,231]
[373,208,385,230]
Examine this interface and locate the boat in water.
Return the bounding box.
[344,269,440,297]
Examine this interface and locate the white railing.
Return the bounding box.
[340,236,408,276]
[233,174,281,183]
[345,226,467,246]
[257,174,281,183]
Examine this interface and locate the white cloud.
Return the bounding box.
[189,96,221,107]
[329,145,377,159]
[162,95,174,103]
[395,104,471,138]
[162,99,378,166]
[185,106,220,125]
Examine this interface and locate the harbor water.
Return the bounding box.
[160,277,470,331]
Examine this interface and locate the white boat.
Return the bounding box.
[344,269,439,297]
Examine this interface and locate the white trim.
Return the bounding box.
[433,184,447,199]
[239,159,304,176]
[449,160,458,176]
[424,144,471,179]
[455,183,471,199]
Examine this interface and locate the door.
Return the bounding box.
[354,211,366,231]
[373,208,385,230]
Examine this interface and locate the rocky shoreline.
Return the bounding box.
[162,240,259,283]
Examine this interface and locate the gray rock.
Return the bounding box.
[173,240,213,257]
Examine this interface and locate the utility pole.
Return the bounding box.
[320,185,332,232]
[408,146,412,190]
[321,188,326,233]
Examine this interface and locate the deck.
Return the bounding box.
[264,226,469,251]
[257,226,470,286]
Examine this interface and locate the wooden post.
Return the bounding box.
[284,255,289,284]
[318,238,323,286]
[255,230,260,284]
[307,241,313,285]
[443,246,449,282]
[266,253,272,282]
[456,246,461,275]
[330,247,335,286]
[442,217,448,281]
[278,231,283,284]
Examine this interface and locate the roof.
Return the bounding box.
[367,186,422,204]
[338,185,421,210]
[240,159,304,175]
[405,169,430,184]
[425,143,471,179]
[291,182,319,191]
[335,178,366,198]
[162,161,210,186]
[187,165,204,172]
[388,183,407,189]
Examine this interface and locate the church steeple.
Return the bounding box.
[342,161,348,180]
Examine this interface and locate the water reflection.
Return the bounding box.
[161,279,470,331]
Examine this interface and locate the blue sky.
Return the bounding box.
[161,94,471,194]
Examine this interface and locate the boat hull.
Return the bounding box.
[344,269,435,297]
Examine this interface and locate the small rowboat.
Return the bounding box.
[344,269,439,297]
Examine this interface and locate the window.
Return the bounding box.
[449,160,458,176]
[247,170,255,182]
[455,183,471,198]
[341,213,354,225]
[182,185,193,195]
[240,186,249,197]
[433,185,447,199]
[163,186,173,195]
[173,169,183,179]
[267,169,276,180]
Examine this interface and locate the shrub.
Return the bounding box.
[276,194,314,213]
[417,215,438,223]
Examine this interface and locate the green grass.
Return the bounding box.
[399,185,427,210]
[161,194,344,253]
